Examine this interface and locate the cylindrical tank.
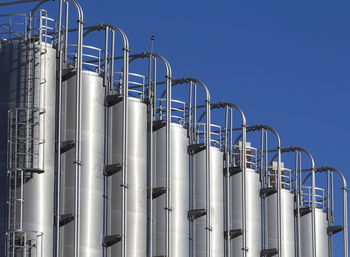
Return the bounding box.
[266,189,295,257]
[230,168,261,257]
[153,123,190,257]
[194,147,224,257]
[300,204,329,257]
[63,70,104,257]
[111,97,148,257]
[0,39,56,257]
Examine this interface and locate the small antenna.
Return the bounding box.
[150,35,155,54]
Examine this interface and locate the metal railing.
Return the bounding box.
[114,72,146,99]
[7,231,43,257]
[195,123,225,149]
[0,13,28,39]
[301,185,327,211]
[155,98,187,125]
[266,167,292,190]
[67,44,103,73]
[232,143,258,170]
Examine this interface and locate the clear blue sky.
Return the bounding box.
[3,0,350,255]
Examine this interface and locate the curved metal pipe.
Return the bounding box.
[269,146,316,257]
[232,124,282,257]
[170,77,211,257]
[65,2,84,257]
[185,100,247,257]
[127,52,172,257]
[301,166,348,257]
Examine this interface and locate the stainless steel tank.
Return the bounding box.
[110,97,148,257]
[63,70,104,257]
[153,123,190,257]
[266,190,295,257]
[194,147,224,257]
[230,168,261,257]
[300,202,329,257]
[230,142,261,257]
[0,39,56,257]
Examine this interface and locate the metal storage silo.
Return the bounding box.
[230,142,261,257]
[193,131,224,257]
[265,162,295,257]
[110,95,148,257]
[0,31,56,257]
[63,70,104,257]
[299,186,329,257]
[153,112,190,257]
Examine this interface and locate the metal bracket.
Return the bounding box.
[105,94,123,107]
[102,234,122,247]
[188,209,207,220]
[59,213,74,227]
[327,225,344,235]
[261,248,278,257]
[295,206,312,217]
[147,187,166,199]
[152,120,166,131]
[21,168,44,174]
[104,163,122,177]
[60,140,76,154]
[224,166,242,177]
[62,69,76,82]
[188,143,206,155]
[260,187,277,198]
[224,229,243,240]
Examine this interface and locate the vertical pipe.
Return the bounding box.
[227,107,232,257]
[260,129,265,250]
[224,106,229,257]
[165,64,172,257]
[205,91,211,257]
[241,119,247,257]
[55,1,64,257]
[64,1,69,63]
[121,39,129,257]
[311,162,316,257]
[147,53,153,257]
[103,27,109,257]
[327,171,332,257]
[276,139,282,257]
[343,177,348,257]
[65,2,84,257]
[295,151,301,257]
[193,84,197,144]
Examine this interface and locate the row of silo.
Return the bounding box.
[0,1,348,257]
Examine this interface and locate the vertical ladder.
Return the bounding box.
[6,11,48,257]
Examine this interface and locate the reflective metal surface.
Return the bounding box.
[0,40,56,257]
[266,189,295,257]
[194,147,224,257]
[111,97,147,257]
[300,209,329,257]
[153,123,190,257]
[231,169,261,257]
[63,71,104,257]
